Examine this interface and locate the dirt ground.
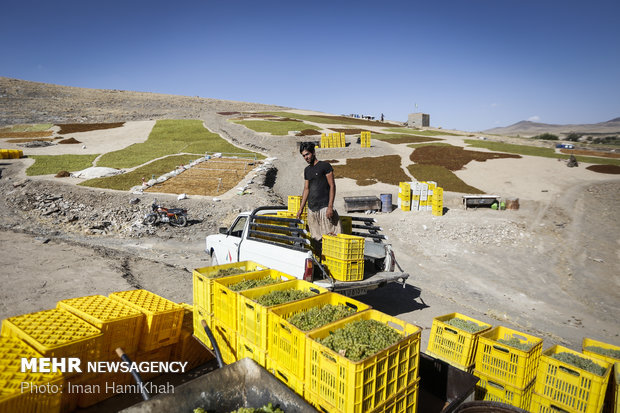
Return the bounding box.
[1,79,619,362]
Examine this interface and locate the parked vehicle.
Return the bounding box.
[143,200,188,227]
[205,206,409,296]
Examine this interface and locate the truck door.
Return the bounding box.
[217,216,247,264]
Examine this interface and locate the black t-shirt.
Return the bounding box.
[304,161,333,211]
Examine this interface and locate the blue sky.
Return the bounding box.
[2,0,619,131]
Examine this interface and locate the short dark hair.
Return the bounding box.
[299,141,315,154]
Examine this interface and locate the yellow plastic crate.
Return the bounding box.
[192,305,214,350]
[426,312,492,370]
[306,310,421,413]
[0,336,64,413]
[0,150,8,159]
[193,261,266,313]
[322,234,365,261]
[268,292,371,383]
[288,195,307,216]
[534,345,611,413]
[531,391,613,413]
[475,325,543,389]
[238,280,328,350]
[212,269,294,330]
[474,369,534,410]
[340,216,353,234]
[57,294,144,360]
[237,334,267,368]
[134,344,173,381]
[266,357,305,397]
[171,304,213,371]
[582,338,620,365]
[323,256,364,281]
[212,317,237,365]
[109,289,184,352]
[1,309,102,378]
[373,378,420,413]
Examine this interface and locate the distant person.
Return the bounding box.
[381,113,384,122]
[297,142,341,248]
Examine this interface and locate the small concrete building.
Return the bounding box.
[408,113,430,128]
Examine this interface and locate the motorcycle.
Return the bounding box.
[143,200,188,227]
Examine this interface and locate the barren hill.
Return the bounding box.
[0,77,287,126]
[484,117,620,136]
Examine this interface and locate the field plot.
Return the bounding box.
[145,157,261,196]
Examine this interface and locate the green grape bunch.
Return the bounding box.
[551,352,607,376]
[255,289,315,306]
[287,304,356,331]
[229,277,280,292]
[211,267,248,278]
[318,319,402,362]
[584,345,620,360]
[496,337,534,352]
[445,317,487,333]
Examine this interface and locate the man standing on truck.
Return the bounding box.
[297,142,342,252]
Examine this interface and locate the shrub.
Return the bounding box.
[535,133,559,140]
[565,133,581,142]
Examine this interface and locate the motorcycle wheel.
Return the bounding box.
[171,215,187,227]
[143,214,158,225]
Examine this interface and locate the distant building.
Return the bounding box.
[408,113,430,128]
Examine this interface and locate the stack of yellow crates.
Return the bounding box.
[288,195,307,221]
[109,290,184,380]
[433,187,444,216]
[320,133,346,148]
[473,326,543,411]
[530,339,615,413]
[0,336,64,413]
[57,295,143,408]
[321,234,365,282]
[1,308,104,412]
[305,310,421,412]
[581,338,620,413]
[360,131,371,148]
[398,182,411,211]
[0,149,23,159]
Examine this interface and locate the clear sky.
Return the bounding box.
[2,0,619,131]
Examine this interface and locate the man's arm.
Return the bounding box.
[326,171,336,219]
[298,179,309,219]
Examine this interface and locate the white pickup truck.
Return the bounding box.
[205,206,409,297]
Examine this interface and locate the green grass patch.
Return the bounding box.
[0,123,53,132]
[26,154,99,176]
[79,154,201,190]
[407,164,484,194]
[260,111,393,127]
[97,119,260,169]
[383,127,461,136]
[464,139,620,166]
[234,120,313,135]
[374,134,443,144]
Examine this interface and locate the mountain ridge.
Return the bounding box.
[484,117,620,136]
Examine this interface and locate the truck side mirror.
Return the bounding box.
[219,227,228,234]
